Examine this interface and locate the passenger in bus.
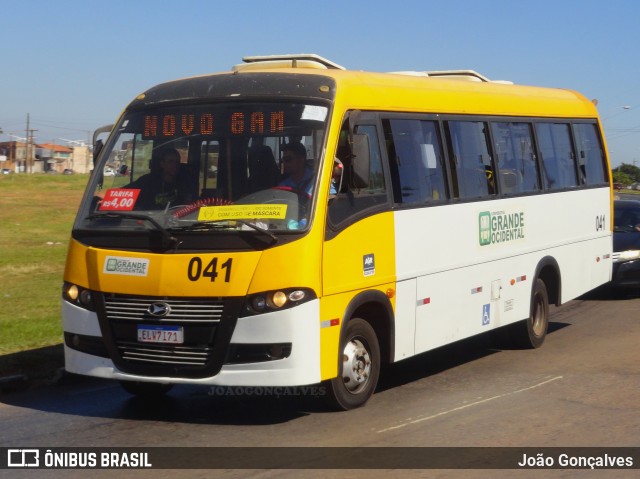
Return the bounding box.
[279,141,315,196]
[127,147,193,210]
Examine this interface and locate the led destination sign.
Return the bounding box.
[136,103,328,140]
[143,110,285,139]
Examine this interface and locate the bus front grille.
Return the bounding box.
[104,295,224,323]
[97,294,242,378]
[117,341,213,366]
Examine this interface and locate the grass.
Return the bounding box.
[0,173,89,378]
[617,188,640,195]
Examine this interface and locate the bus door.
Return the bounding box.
[321,115,395,377]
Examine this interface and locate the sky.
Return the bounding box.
[1,0,640,167]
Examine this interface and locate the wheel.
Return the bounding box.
[326,318,380,410]
[120,380,173,397]
[512,278,549,349]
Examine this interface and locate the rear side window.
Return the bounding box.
[573,123,608,185]
[383,118,448,204]
[446,121,497,199]
[535,123,577,190]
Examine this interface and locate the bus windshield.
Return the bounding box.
[77,101,329,243]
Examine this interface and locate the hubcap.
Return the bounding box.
[341,338,371,394]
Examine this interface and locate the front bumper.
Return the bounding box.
[611,259,640,288]
[62,298,321,386]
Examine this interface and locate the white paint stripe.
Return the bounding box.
[377,375,563,433]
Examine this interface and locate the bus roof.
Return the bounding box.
[132,54,598,120]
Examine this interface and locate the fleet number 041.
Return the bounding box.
[187,257,233,282]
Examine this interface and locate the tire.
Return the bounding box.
[326,318,380,410]
[120,381,173,397]
[512,278,549,349]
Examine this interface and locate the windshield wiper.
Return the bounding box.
[171,219,278,244]
[87,212,181,251]
[237,220,279,243]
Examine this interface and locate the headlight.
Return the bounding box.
[613,250,640,263]
[62,282,96,311]
[243,288,316,316]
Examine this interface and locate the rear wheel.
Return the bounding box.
[120,381,173,397]
[326,318,380,410]
[512,278,549,349]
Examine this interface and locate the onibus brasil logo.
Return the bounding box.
[479,210,525,246]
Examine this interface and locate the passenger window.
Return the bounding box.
[446,121,496,199]
[383,118,448,204]
[356,125,386,192]
[535,123,577,190]
[573,123,608,185]
[327,123,388,227]
[491,122,540,194]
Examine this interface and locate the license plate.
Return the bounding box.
[137,325,184,344]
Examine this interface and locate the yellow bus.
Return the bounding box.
[62,54,612,409]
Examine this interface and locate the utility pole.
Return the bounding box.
[25,113,38,174]
[26,114,31,173]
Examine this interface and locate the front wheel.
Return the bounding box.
[512,278,549,349]
[326,318,380,410]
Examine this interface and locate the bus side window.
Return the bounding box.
[382,118,448,204]
[491,122,540,194]
[445,121,497,199]
[573,123,608,185]
[535,123,578,190]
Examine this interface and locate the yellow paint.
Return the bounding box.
[318,212,397,379]
[319,293,349,379]
[322,212,396,295]
[65,239,262,297]
[318,283,396,380]
[247,226,323,294]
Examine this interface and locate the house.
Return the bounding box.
[0,141,35,173]
[0,141,91,173]
[37,143,73,173]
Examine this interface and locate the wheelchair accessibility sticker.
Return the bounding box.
[482,304,491,326]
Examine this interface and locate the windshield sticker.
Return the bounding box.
[301,105,328,122]
[103,256,150,277]
[198,204,288,221]
[479,210,525,246]
[99,189,140,211]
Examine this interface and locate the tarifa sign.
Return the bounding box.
[479,210,525,246]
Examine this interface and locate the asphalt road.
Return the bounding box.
[0,287,638,478]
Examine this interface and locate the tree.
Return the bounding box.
[612,170,633,186]
[613,163,640,183]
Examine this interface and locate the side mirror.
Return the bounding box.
[93,139,104,163]
[350,133,370,188]
[92,123,113,166]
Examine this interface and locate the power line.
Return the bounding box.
[30,121,92,133]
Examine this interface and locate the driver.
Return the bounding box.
[127,147,192,210]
